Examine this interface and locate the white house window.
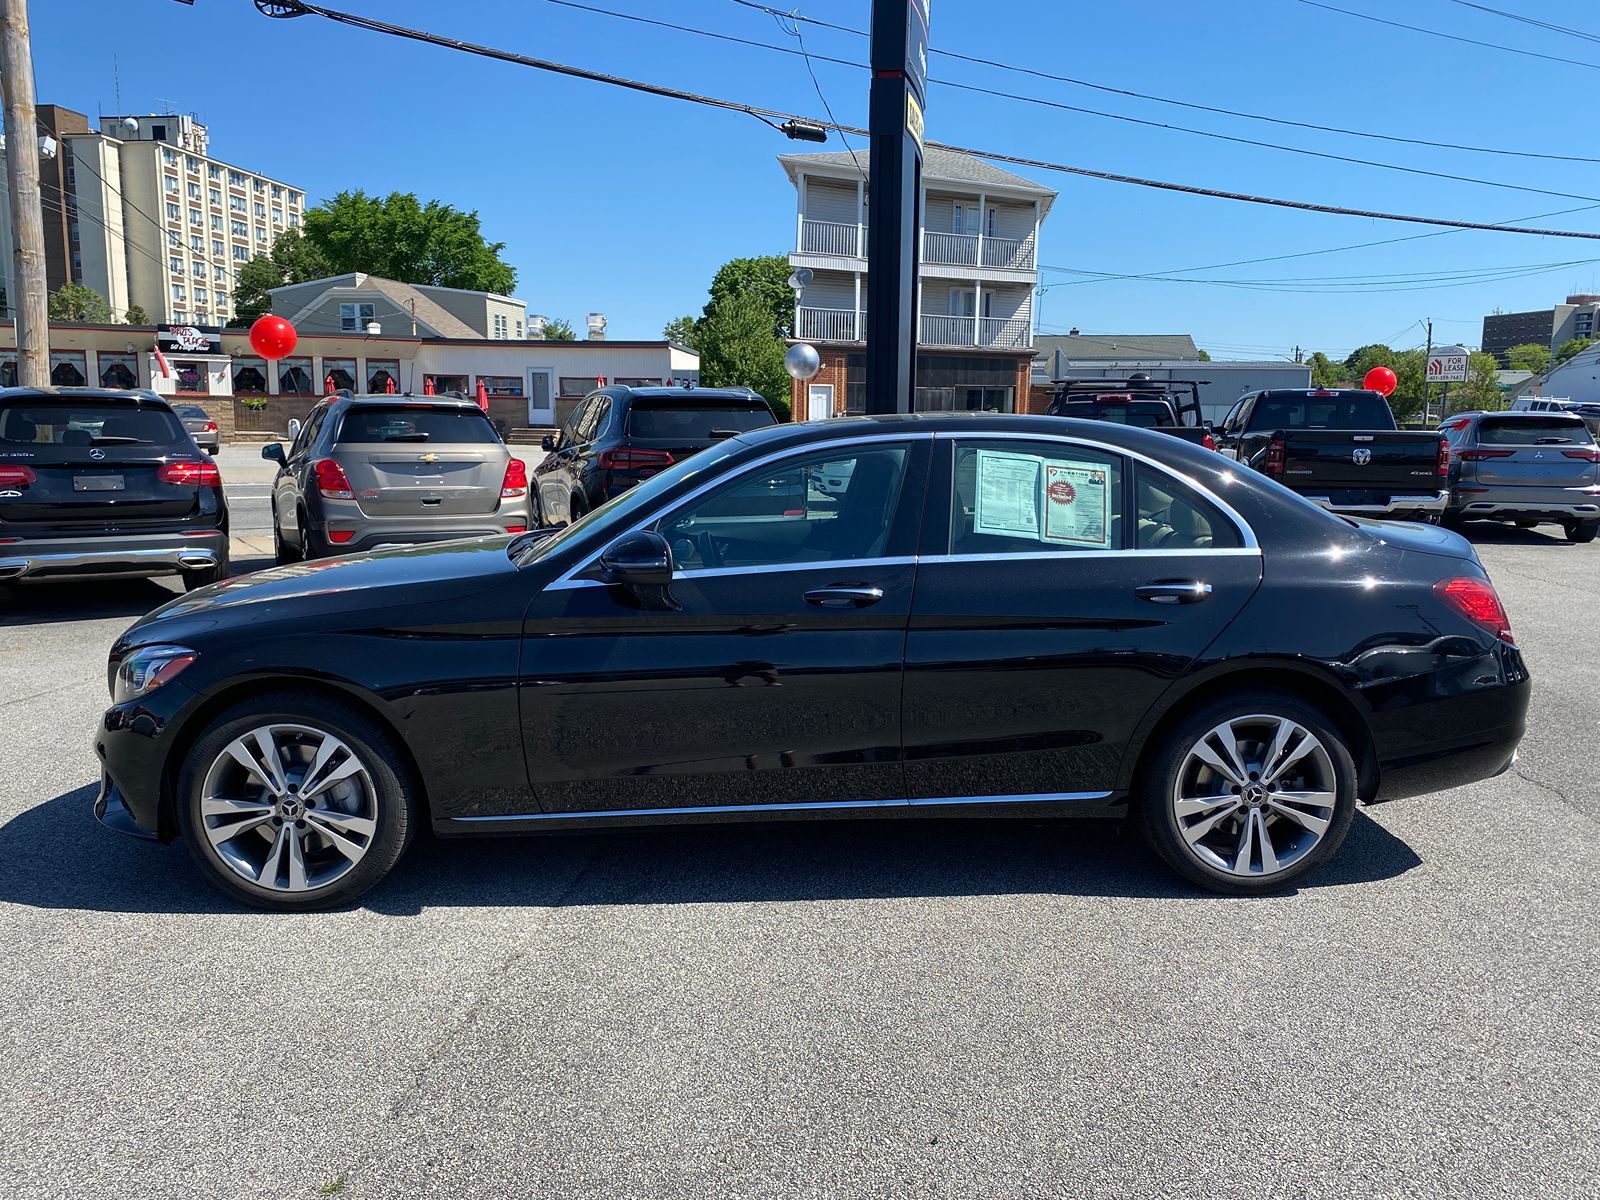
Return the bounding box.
[212,238,224,256]
[195,287,209,304]
[185,155,199,173]
[228,169,245,187]
[231,219,247,237]
[492,313,508,339]
[167,230,181,247]
[986,207,997,237]
[233,245,249,261]
[253,201,265,217]
[209,187,221,205]
[169,256,182,274]
[208,164,221,180]
[339,302,375,332]
[210,214,222,231]
[190,208,202,225]
[187,181,201,200]
[271,184,283,199]
[164,174,179,194]
[213,266,227,282]
[230,195,246,212]
[192,262,205,278]
[162,148,178,166]
[172,284,187,301]
[255,225,266,242]
[272,207,283,225]
[189,234,203,251]
[166,202,181,221]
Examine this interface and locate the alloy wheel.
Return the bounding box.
[1170,714,1338,878]
[198,723,378,893]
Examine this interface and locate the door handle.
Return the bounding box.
[1135,581,1213,605]
[805,586,884,609]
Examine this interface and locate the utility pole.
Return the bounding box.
[0,0,48,386]
[1421,318,1433,424]
[864,0,929,414]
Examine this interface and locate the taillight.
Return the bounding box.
[0,465,36,488]
[327,529,355,544]
[1263,438,1286,475]
[1434,577,1514,645]
[1437,437,1450,477]
[314,458,354,499]
[157,460,221,487]
[504,524,527,534]
[1458,449,1515,461]
[598,447,675,471]
[1202,433,1216,452]
[501,457,528,498]
[203,420,218,433]
[1561,447,1600,462]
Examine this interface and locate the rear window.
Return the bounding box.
[1477,416,1593,445]
[626,400,774,440]
[1252,393,1392,430]
[173,404,209,419]
[0,400,185,447]
[335,405,497,444]
[1058,402,1169,428]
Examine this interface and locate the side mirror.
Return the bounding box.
[541,434,555,452]
[1203,420,1215,434]
[286,417,302,440]
[261,442,286,464]
[599,529,674,587]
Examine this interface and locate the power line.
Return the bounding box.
[1296,0,1600,72]
[725,0,1600,165]
[1440,0,1600,46]
[251,0,1600,242]
[552,0,1600,206]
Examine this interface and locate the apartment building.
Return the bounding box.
[0,107,305,328]
[1481,294,1600,365]
[781,146,1055,419]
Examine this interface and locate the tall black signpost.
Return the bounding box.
[864,0,929,415]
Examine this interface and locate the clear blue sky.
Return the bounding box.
[32,0,1600,359]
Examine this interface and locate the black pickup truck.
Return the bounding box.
[1045,378,1215,449]
[1214,388,1448,522]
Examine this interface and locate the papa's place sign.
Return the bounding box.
[157,324,223,354]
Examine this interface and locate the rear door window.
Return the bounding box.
[0,400,185,447]
[1251,393,1392,430]
[335,406,496,444]
[1476,416,1592,445]
[626,401,775,440]
[949,440,1125,555]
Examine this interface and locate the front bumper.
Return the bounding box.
[0,529,227,583]
[94,679,203,842]
[1304,490,1449,517]
[94,774,159,840]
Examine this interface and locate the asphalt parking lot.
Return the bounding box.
[2,515,1597,1198]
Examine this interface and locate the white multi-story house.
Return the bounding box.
[781,145,1055,418]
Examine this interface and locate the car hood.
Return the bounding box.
[1348,517,1479,563]
[128,536,521,638]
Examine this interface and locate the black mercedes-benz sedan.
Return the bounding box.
[94,414,1529,909]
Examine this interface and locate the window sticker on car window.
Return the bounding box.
[1043,463,1110,547]
[973,449,1042,538]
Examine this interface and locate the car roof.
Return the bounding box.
[726,411,1215,459]
[607,386,764,403]
[1255,388,1381,399]
[326,392,486,411]
[0,385,168,405]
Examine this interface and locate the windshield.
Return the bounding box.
[626,400,774,440]
[1477,416,1593,445]
[513,434,749,565]
[336,405,497,444]
[1059,401,1169,428]
[1253,393,1392,430]
[0,400,186,447]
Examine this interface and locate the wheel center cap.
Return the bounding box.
[278,797,305,821]
[1243,785,1266,807]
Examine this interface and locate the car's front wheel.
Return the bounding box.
[175,693,418,909]
[1137,692,1358,895]
[1564,519,1598,544]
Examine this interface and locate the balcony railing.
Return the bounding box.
[920,313,1034,349]
[796,306,862,342]
[922,230,1037,271]
[981,234,1035,270]
[799,219,864,257]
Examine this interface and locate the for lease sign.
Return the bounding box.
[1427,347,1469,383]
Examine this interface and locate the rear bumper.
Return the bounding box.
[0,529,227,582]
[315,497,531,551]
[1448,486,1600,522]
[1304,490,1448,517]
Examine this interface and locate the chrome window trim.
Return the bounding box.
[935,429,1260,552]
[673,555,918,582]
[919,548,1260,565]
[448,790,1115,824]
[546,431,934,590]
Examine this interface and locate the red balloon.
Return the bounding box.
[249,314,298,362]
[1363,365,1397,397]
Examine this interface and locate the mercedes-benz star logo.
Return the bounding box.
[89,448,105,460]
[1351,448,1372,466]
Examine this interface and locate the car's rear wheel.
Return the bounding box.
[1564,519,1598,543]
[300,508,334,559]
[1137,692,1357,895]
[176,693,417,910]
[272,504,299,566]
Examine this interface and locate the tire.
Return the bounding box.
[300,508,334,560]
[1136,690,1358,895]
[1440,512,1466,532]
[272,504,299,566]
[176,691,418,910]
[1564,520,1598,544]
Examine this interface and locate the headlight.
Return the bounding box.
[113,645,197,705]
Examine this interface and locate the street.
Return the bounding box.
[1,518,1597,1199]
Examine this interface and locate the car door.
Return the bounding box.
[519,434,931,815]
[902,433,1263,802]
[274,403,327,546]
[535,397,591,523]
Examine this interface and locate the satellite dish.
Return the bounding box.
[121,117,139,135]
[787,268,814,292]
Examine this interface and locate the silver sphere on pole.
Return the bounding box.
[784,342,822,382]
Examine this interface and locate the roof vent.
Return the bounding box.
[586,312,607,341]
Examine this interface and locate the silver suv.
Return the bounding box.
[1440,410,1600,542]
[264,394,532,561]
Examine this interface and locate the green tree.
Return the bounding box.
[1504,342,1551,374]
[1556,336,1593,365]
[269,225,330,284]
[302,190,515,293]
[1347,343,1395,380]
[230,254,283,325]
[1306,351,1341,388]
[542,317,576,341]
[124,304,149,324]
[1452,351,1505,413]
[1386,349,1428,423]
[1195,348,1211,362]
[697,287,791,421]
[663,314,698,347]
[703,255,793,338]
[48,282,112,323]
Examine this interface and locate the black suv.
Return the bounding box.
[0,387,227,590]
[533,385,776,524]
